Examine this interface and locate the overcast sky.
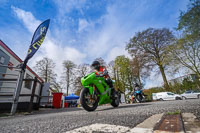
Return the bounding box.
[0,0,189,89]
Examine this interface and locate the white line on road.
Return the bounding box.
[66,114,164,133]
[66,123,131,133]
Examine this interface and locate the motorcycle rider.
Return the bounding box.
[134,83,140,91]
[132,83,145,102]
[132,83,143,94]
[131,83,140,97]
[91,60,115,98]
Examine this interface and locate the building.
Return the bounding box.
[168,74,198,85]
[0,40,49,112]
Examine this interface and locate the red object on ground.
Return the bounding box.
[52,93,63,108]
[64,102,68,108]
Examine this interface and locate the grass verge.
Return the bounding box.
[166,110,181,115]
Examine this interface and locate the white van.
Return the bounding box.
[153,92,182,101]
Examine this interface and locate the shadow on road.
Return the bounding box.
[97,103,151,112]
[32,107,83,115]
[32,103,151,115]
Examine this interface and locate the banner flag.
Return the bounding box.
[24,19,50,65]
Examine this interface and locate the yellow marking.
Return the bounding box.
[32,36,45,49]
[28,49,31,54]
[37,36,45,46]
[32,42,38,49]
[40,27,46,35]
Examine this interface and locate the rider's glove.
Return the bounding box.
[99,74,104,77]
[96,72,104,77]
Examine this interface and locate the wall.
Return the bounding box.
[0,40,43,103]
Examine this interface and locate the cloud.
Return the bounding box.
[30,38,86,77]
[144,72,163,89]
[52,0,186,63]
[105,46,129,63]
[78,19,89,32]
[81,1,140,62]
[11,6,41,33]
[51,1,146,62]
[54,0,86,15]
[11,6,86,78]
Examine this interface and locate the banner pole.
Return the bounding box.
[10,19,50,115]
[11,64,26,115]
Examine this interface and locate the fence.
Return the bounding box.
[0,64,44,113]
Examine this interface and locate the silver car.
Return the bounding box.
[181,90,200,99]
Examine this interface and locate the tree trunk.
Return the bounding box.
[137,70,142,87]
[123,87,127,103]
[45,64,48,82]
[116,68,120,89]
[66,69,69,96]
[138,76,142,87]
[113,67,117,87]
[159,64,170,90]
[196,75,200,89]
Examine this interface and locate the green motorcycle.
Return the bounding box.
[80,72,120,111]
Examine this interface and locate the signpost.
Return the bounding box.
[11,19,50,115]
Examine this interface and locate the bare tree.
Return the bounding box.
[73,64,91,96]
[62,60,76,96]
[169,37,200,78]
[107,61,115,79]
[34,57,57,86]
[126,28,176,90]
[128,50,153,86]
[52,80,63,92]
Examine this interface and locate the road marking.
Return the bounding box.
[131,113,163,133]
[66,123,131,133]
[130,127,152,133]
[66,114,164,133]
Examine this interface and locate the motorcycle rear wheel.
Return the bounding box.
[111,91,120,107]
[80,88,99,111]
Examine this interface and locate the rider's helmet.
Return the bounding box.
[134,83,140,91]
[91,60,100,70]
[135,83,139,87]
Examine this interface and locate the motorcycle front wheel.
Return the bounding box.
[80,88,99,111]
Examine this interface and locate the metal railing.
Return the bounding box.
[0,64,44,114]
[0,65,19,103]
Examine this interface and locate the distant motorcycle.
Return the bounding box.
[131,87,146,103]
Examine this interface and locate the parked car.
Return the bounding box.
[152,92,182,101]
[181,90,200,99]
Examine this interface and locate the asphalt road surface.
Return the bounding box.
[0,99,199,133]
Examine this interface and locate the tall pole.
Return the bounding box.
[11,65,26,115]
